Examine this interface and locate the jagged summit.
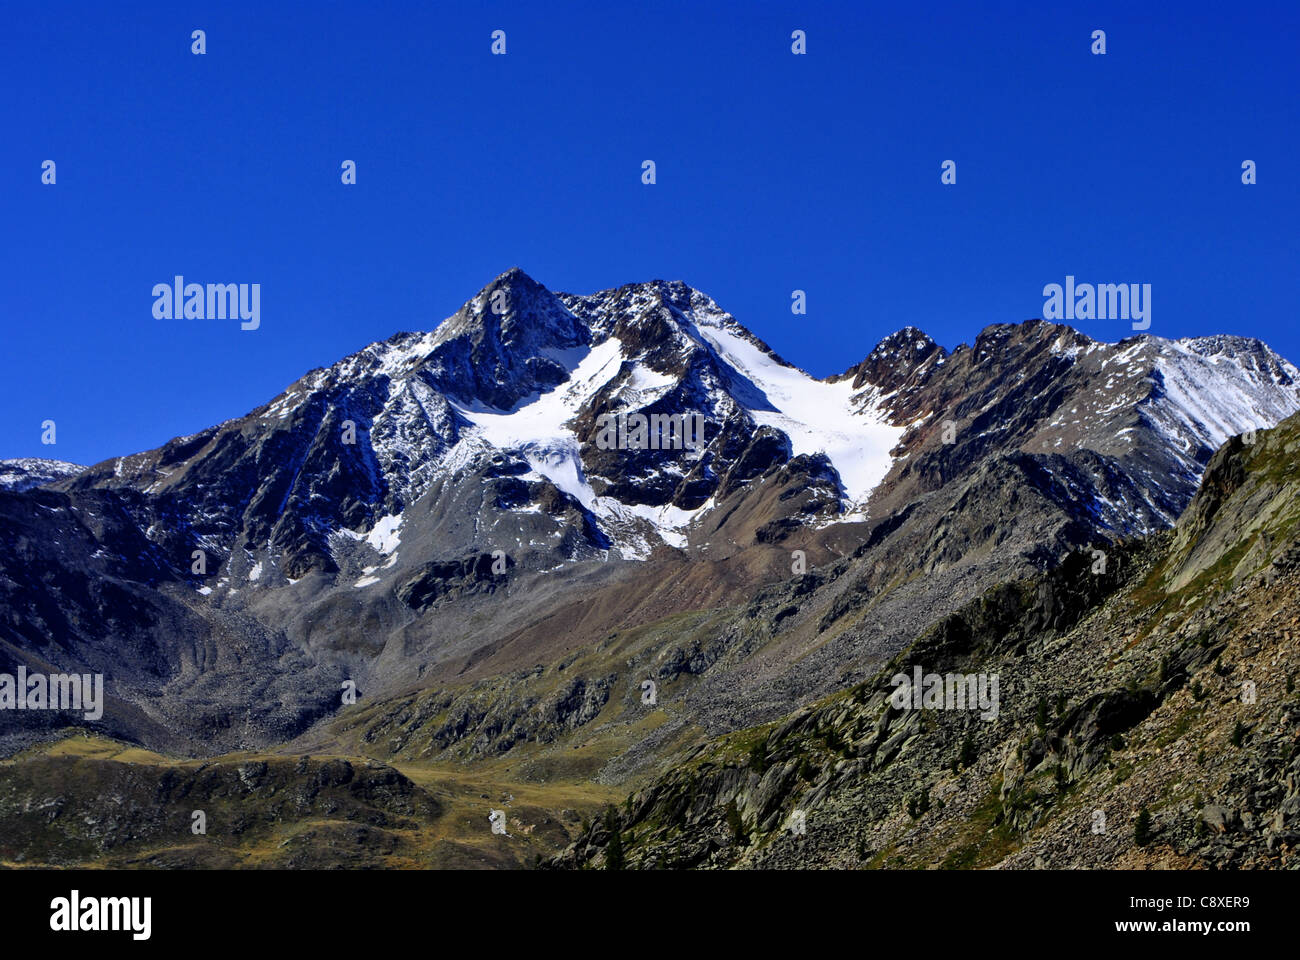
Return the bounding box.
[837,325,947,391]
[33,270,1300,584]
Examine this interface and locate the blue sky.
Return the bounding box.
[3,1,1297,466]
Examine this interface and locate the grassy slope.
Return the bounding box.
[0,733,622,869]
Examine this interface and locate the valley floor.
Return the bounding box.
[0,734,622,869]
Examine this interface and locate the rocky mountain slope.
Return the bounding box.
[2,268,1298,782]
[549,412,1300,869]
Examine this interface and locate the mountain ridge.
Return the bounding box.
[2,268,1298,767]
[45,269,1300,563]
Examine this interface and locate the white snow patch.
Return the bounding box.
[1148,339,1300,454]
[366,513,404,554]
[450,338,625,508]
[335,512,405,555]
[694,324,904,506]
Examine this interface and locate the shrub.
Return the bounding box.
[959,733,978,768]
[798,756,816,781]
[1230,720,1246,747]
[906,788,931,819]
[725,799,748,845]
[604,806,625,870]
[1134,806,1153,847]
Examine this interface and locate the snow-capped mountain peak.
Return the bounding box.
[0,458,86,492]
[32,271,1300,589]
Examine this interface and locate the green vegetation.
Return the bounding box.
[906,788,931,819]
[0,733,622,870]
[604,806,625,870]
[1134,806,1153,847]
[938,779,1021,869]
[960,733,978,768]
[725,799,748,845]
